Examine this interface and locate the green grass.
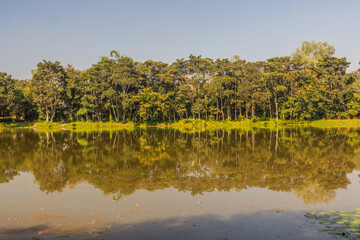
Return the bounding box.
[309,119,360,126]
[158,118,360,132]
[62,121,136,130]
[33,122,62,129]
[0,121,33,128]
[1,118,360,130]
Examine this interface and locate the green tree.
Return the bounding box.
[0,72,16,118]
[109,52,140,122]
[137,87,169,121]
[64,64,83,121]
[30,61,66,122]
[291,40,335,67]
[264,57,293,120]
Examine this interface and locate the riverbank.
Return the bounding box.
[2,119,360,130]
[161,119,360,129]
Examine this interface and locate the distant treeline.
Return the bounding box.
[1,41,360,122]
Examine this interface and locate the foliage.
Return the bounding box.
[30,60,66,122]
[1,41,360,123]
[291,40,335,67]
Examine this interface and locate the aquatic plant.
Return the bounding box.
[305,209,360,239]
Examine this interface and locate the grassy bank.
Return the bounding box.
[0,122,33,128]
[63,121,136,130]
[31,121,137,130]
[160,119,360,129]
[2,119,360,130]
[0,121,136,130]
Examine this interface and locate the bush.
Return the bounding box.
[34,122,61,128]
[238,114,245,121]
[251,116,260,123]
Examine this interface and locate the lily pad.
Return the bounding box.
[305,208,360,239]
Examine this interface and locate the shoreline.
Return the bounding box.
[2,119,360,130]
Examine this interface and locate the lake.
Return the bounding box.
[0,127,360,239]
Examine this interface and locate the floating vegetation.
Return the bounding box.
[305,209,360,239]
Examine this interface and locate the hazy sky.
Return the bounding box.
[1,0,359,79]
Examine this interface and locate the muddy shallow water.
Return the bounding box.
[0,127,359,239]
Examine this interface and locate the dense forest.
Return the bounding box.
[1,41,360,122]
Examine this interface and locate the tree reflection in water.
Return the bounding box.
[0,127,359,204]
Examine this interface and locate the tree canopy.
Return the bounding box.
[0,41,359,122]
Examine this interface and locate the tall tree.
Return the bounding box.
[291,40,335,67]
[109,52,140,122]
[63,64,83,121]
[30,61,66,122]
[0,72,15,118]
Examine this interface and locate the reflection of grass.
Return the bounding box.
[305,209,360,239]
[77,139,89,146]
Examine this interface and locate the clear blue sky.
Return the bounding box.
[1,0,359,79]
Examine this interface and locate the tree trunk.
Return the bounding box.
[130,110,133,121]
[274,92,279,120]
[112,106,119,122]
[50,104,55,122]
[191,98,195,119]
[269,99,272,119]
[51,112,55,122]
[216,98,219,120]
[220,97,224,120]
[251,100,255,118]
[245,103,248,120]
[234,87,237,120]
[227,102,231,119]
[69,109,73,122]
[122,111,126,122]
[45,103,49,122]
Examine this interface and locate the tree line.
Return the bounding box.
[1,41,360,122]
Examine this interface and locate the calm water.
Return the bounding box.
[0,127,360,239]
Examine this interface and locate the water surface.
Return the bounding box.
[1,127,360,239]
